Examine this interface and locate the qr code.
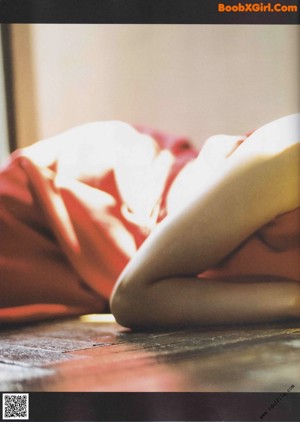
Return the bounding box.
[2,394,29,420]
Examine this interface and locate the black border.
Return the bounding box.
[0,0,299,24]
[1,392,300,421]
[0,1,299,422]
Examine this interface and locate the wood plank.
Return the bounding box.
[0,345,87,367]
[0,362,54,391]
[0,316,300,392]
[0,336,94,352]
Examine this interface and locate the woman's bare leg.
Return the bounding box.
[111,275,300,329]
[110,115,300,329]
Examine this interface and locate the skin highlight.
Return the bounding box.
[110,114,300,329]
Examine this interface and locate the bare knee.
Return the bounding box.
[110,278,150,329]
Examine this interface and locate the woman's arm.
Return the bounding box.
[110,114,300,329]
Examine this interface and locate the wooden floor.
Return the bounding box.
[1,315,300,392]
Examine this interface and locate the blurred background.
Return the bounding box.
[1,24,299,156]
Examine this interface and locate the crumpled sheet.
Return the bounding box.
[0,123,197,323]
[0,122,299,325]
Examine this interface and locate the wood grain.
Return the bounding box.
[1,316,300,391]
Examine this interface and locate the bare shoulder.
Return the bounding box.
[233,114,300,215]
[167,114,299,216]
[235,113,299,158]
[199,114,300,217]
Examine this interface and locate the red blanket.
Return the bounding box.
[0,123,197,323]
[1,122,299,324]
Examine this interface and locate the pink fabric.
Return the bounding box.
[0,126,299,324]
[0,127,197,323]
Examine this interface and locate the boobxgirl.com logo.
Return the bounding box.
[218,2,298,12]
